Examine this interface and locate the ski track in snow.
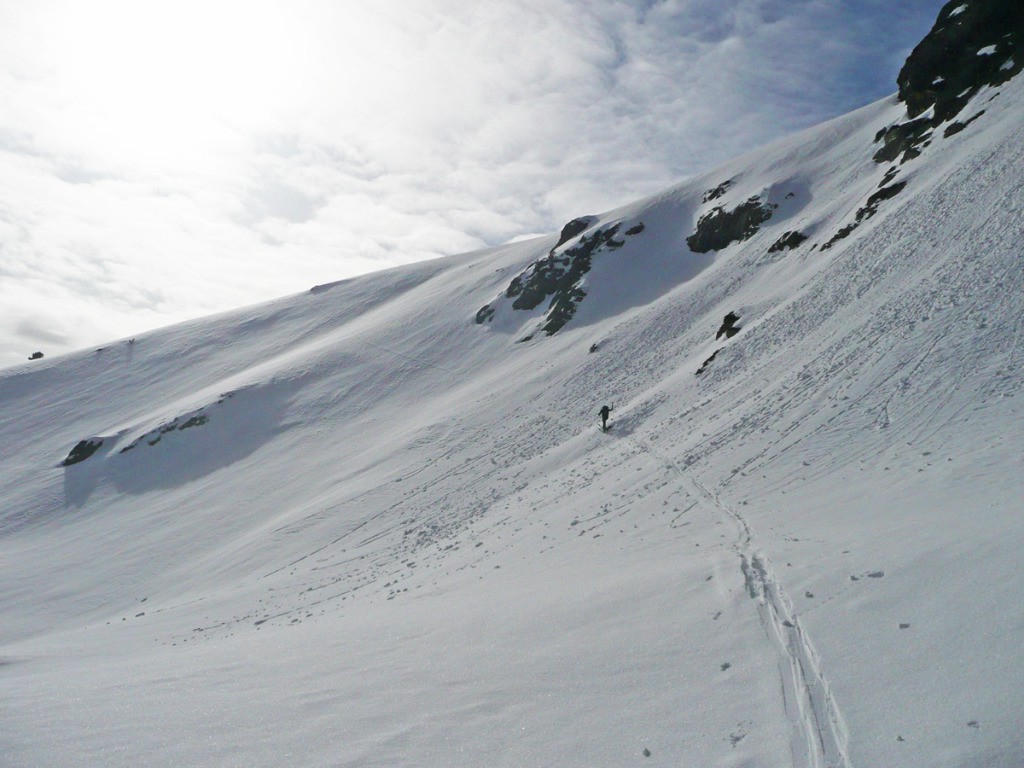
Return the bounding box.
[633,434,851,768]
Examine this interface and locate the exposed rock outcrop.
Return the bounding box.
[874,0,1024,163]
[505,224,623,337]
[62,438,103,467]
[119,411,213,453]
[695,349,719,376]
[822,182,907,250]
[702,179,733,203]
[476,217,646,338]
[768,231,808,253]
[898,0,1023,120]
[553,216,598,250]
[716,312,742,340]
[687,196,776,253]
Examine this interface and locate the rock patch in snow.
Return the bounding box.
[695,349,720,376]
[687,196,776,253]
[768,230,808,253]
[716,312,742,340]
[61,438,104,467]
[120,411,213,453]
[943,110,986,137]
[822,182,907,250]
[702,179,734,203]
[553,215,598,250]
[874,0,1023,162]
[477,219,651,338]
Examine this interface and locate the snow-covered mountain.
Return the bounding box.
[2,3,1022,766]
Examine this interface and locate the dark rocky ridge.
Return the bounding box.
[477,219,648,338]
[695,349,719,376]
[552,216,598,250]
[61,438,103,467]
[687,196,776,253]
[120,412,212,453]
[822,181,907,250]
[875,0,1024,163]
[505,225,622,311]
[702,179,733,203]
[898,0,1023,120]
[512,224,623,338]
[768,231,808,253]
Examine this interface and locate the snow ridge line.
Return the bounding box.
[631,436,850,768]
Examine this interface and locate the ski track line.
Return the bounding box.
[632,435,852,768]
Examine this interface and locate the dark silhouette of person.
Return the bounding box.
[599,404,613,431]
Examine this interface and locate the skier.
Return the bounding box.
[598,404,613,432]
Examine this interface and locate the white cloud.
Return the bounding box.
[0,0,946,368]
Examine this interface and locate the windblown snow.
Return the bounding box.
[2,51,1022,768]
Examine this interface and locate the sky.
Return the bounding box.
[0,0,945,368]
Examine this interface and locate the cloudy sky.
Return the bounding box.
[0,0,944,368]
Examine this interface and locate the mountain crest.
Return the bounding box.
[898,0,1023,120]
[876,0,1023,162]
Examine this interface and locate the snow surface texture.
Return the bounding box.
[2,49,1024,768]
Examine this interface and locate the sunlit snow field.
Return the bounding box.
[2,70,1023,767]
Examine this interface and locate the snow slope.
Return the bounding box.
[2,44,1023,768]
